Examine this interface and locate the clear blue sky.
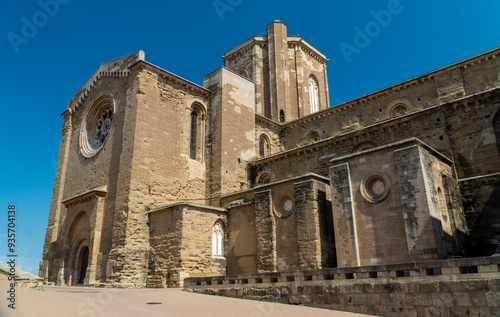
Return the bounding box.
[0,0,499,275]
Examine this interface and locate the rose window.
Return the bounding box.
[79,94,114,158]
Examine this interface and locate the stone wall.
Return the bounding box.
[329,139,465,267]
[42,56,140,286]
[460,173,500,256]
[204,67,256,202]
[220,173,333,276]
[148,203,227,287]
[185,257,500,317]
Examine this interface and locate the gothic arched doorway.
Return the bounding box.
[78,246,89,284]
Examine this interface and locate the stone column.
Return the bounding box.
[329,163,359,268]
[255,190,277,272]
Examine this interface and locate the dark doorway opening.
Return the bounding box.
[78,246,89,284]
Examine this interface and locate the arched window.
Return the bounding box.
[258,174,272,184]
[212,222,224,257]
[279,110,285,123]
[259,138,265,157]
[390,104,408,117]
[258,135,270,157]
[190,110,198,160]
[306,131,320,143]
[308,76,319,114]
[239,69,249,79]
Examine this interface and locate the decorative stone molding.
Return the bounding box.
[255,114,282,131]
[70,51,144,112]
[61,186,107,208]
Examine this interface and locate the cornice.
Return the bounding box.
[288,36,328,63]
[223,35,328,64]
[69,51,145,113]
[62,186,107,208]
[148,202,226,214]
[255,114,282,131]
[72,70,131,112]
[129,60,210,97]
[329,137,452,165]
[258,86,500,165]
[223,36,267,59]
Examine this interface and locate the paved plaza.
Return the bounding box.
[0,276,368,317]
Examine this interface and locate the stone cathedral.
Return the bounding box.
[40,21,500,288]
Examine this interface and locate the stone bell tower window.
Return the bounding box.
[309,75,319,114]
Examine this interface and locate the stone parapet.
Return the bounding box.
[185,257,500,316]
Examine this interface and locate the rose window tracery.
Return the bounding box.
[94,108,113,147]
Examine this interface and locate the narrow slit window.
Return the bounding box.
[190,110,198,159]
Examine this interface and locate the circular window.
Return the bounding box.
[79,94,114,158]
[360,172,391,204]
[275,195,295,218]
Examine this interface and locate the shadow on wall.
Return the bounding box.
[460,175,500,257]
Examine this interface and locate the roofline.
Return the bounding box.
[283,46,500,128]
[329,137,452,165]
[129,60,210,95]
[223,35,327,62]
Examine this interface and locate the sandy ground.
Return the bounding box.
[0,276,369,317]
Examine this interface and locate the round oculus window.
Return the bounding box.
[283,199,293,212]
[360,171,391,204]
[274,195,295,218]
[79,94,114,158]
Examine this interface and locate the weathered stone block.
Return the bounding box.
[432,292,454,306]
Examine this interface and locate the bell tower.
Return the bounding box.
[223,21,330,123]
